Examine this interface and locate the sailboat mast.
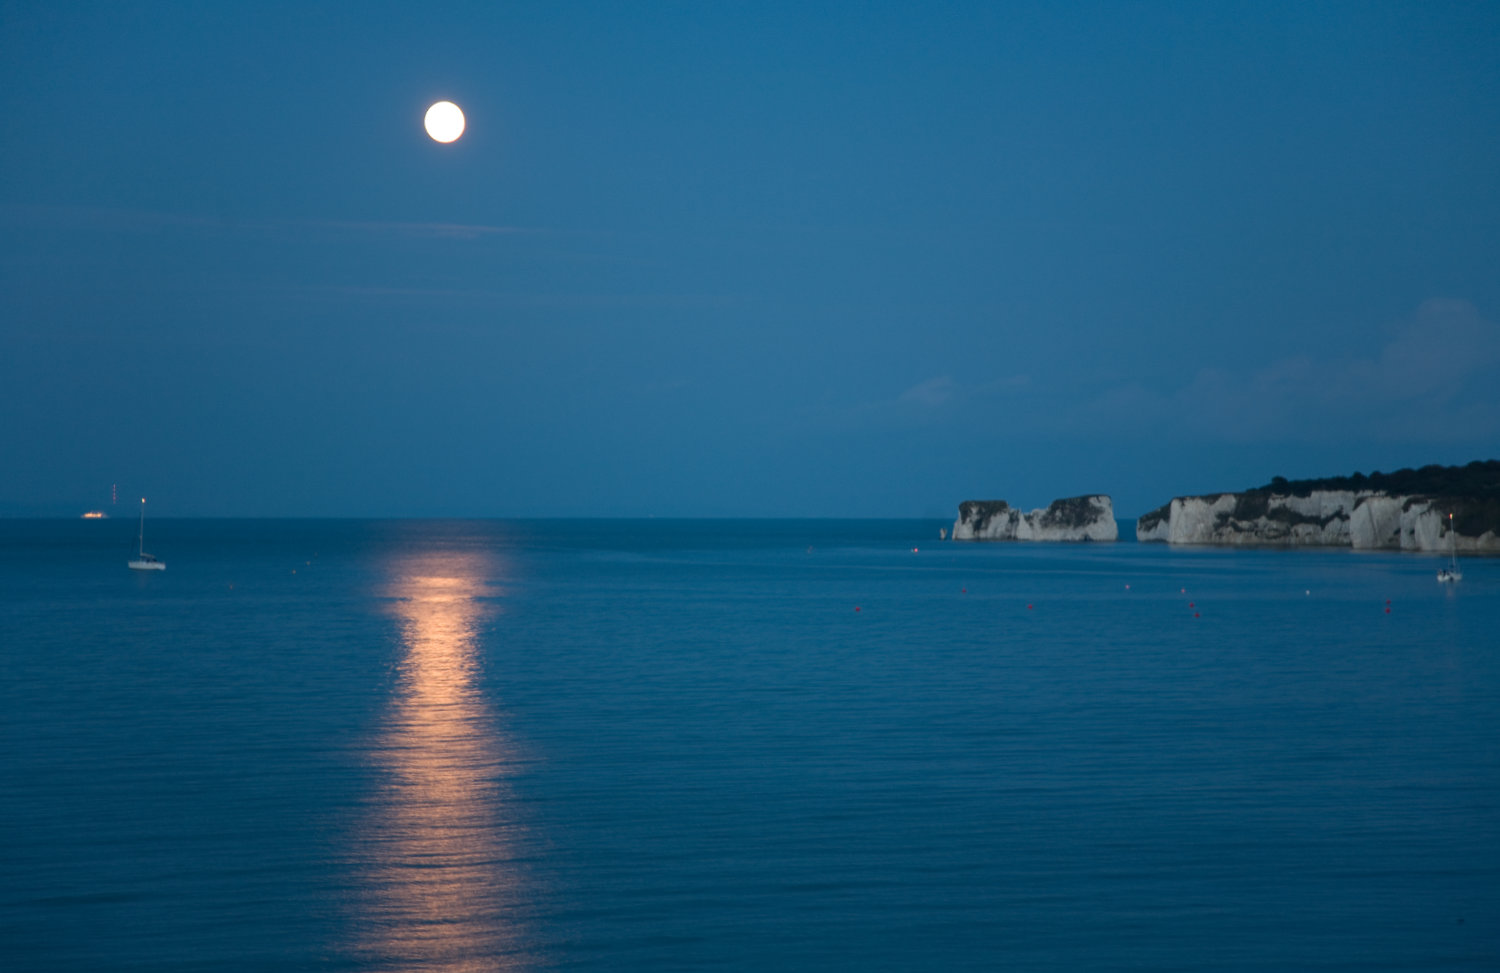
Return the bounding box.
[126,495,164,570]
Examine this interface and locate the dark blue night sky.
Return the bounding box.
[4,1,1498,517]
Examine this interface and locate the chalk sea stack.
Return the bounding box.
[953,495,1117,542]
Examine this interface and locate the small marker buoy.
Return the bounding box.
[1189,602,1194,608]
[1124,584,1130,590]
[855,606,861,612]
[912,547,919,553]
[1180,587,1186,593]
[1026,603,1033,610]
[1305,590,1310,596]
[1385,607,1391,614]
[961,588,967,593]
[1194,612,1200,618]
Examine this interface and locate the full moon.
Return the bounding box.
[424,101,465,143]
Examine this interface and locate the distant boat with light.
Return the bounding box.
[127,498,165,571]
[1437,512,1461,584]
[81,510,107,519]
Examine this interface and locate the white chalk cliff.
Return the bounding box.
[953,495,1118,542]
[1136,491,1499,552]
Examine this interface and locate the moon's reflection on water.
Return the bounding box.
[353,550,528,971]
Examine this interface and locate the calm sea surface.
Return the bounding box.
[2,519,1496,971]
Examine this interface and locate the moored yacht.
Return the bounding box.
[127,497,165,571]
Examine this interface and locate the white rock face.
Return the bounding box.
[952,502,1020,540]
[1136,490,1500,552]
[1162,496,1233,546]
[1135,507,1171,543]
[953,495,1117,542]
[1402,500,1443,551]
[1349,496,1403,549]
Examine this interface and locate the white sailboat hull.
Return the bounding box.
[128,558,165,571]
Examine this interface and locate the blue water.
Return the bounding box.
[2,519,1496,970]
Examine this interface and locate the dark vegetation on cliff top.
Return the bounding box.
[957,500,1016,533]
[958,500,1012,519]
[959,496,1107,531]
[1137,503,1172,532]
[1138,461,1500,536]
[1248,461,1500,536]
[1037,495,1107,529]
[1215,492,1345,532]
[1244,460,1500,499]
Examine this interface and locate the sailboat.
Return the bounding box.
[1437,512,1461,584]
[127,497,165,571]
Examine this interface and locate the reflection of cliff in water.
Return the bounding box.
[354,551,527,971]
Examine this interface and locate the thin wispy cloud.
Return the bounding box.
[0,203,219,231]
[894,373,1031,412]
[286,284,740,312]
[282,218,531,240]
[0,203,538,240]
[897,376,957,408]
[1067,300,1500,442]
[807,372,1032,433]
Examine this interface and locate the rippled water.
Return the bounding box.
[2,519,1497,970]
